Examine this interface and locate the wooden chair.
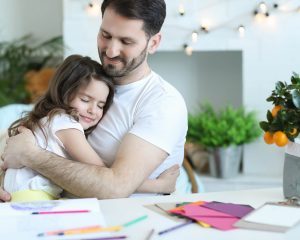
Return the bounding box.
[0,130,7,188]
[183,148,199,193]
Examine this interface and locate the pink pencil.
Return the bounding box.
[32,210,90,215]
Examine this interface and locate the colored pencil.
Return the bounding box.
[123,215,148,228]
[158,220,194,235]
[79,236,127,240]
[144,229,155,240]
[32,210,90,214]
[37,214,148,237]
[37,225,122,237]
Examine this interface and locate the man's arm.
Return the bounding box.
[1,127,168,199]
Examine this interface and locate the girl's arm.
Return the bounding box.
[136,164,180,194]
[56,129,105,166]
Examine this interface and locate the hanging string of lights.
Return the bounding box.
[180,1,300,55]
[83,1,299,56]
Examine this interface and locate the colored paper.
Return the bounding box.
[168,200,254,231]
[183,204,234,218]
[182,204,238,230]
[203,201,254,218]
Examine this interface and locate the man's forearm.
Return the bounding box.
[26,150,134,199]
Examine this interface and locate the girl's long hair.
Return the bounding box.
[8,55,114,138]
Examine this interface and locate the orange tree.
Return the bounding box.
[260,72,300,145]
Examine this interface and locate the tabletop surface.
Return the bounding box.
[99,188,300,240]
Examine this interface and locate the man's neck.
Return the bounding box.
[114,64,151,85]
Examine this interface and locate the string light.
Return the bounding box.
[254,1,269,17]
[259,2,268,14]
[200,25,209,33]
[237,25,245,37]
[178,3,185,16]
[183,44,193,56]
[85,1,100,16]
[191,31,198,43]
[179,1,297,56]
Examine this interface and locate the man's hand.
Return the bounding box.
[1,126,38,170]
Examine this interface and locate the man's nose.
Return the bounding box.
[105,40,120,58]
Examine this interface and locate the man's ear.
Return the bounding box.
[148,33,161,54]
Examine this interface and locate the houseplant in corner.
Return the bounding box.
[0,35,63,106]
[188,104,261,178]
[260,72,300,198]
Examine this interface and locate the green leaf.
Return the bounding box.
[267,110,273,122]
[260,121,269,132]
[292,89,300,108]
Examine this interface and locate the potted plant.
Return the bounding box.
[188,104,261,178]
[260,72,300,198]
[0,35,64,106]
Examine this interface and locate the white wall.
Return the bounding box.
[148,51,243,113]
[0,0,62,42]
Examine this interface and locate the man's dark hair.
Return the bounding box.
[101,0,166,37]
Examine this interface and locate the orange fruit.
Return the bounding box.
[263,132,274,144]
[290,128,297,136]
[271,105,282,117]
[273,131,288,147]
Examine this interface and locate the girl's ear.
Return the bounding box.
[148,33,161,54]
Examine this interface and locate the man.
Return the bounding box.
[0,0,188,200]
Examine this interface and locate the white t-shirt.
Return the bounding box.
[88,71,188,194]
[4,114,83,198]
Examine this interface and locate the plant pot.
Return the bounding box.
[208,145,242,178]
[284,141,300,198]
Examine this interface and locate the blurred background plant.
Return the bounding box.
[260,72,300,147]
[187,104,261,148]
[187,103,261,178]
[0,35,64,106]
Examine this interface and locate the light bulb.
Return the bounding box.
[238,25,245,37]
[259,2,268,14]
[200,25,209,33]
[85,1,100,16]
[185,45,193,56]
[178,3,185,16]
[191,31,198,43]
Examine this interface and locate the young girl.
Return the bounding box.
[3,55,179,201]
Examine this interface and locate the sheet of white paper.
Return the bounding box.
[244,204,300,227]
[0,198,110,240]
[0,198,100,216]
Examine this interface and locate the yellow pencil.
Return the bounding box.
[38,225,122,237]
[63,225,122,235]
[59,226,122,235]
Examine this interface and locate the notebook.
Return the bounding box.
[234,201,300,232]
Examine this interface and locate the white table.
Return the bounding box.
[99,188,300,240]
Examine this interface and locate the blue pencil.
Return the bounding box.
[158,220,194,235]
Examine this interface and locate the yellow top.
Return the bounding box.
[11,189,56,202]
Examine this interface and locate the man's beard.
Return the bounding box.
[99,45,148,78]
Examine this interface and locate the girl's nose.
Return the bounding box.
[87,104,97,114]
